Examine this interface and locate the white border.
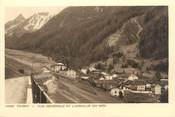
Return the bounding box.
[1,0,175,117]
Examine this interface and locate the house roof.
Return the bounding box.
[57,63,64,65]
[51,63,65,67]
[124,79,147,85]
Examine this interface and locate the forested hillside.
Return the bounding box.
[5,6,168,69]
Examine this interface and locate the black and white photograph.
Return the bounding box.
[5,6,168,104]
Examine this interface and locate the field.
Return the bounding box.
[5,57,32,78]
[5,48,54,78]
[6,49,123,103]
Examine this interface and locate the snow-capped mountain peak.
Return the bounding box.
[24,12,53,30]
[5,12,54,38]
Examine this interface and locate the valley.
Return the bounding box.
[5,6,168,103]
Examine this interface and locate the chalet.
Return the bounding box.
[51,63,67,72]
[110,88,124,97]
[137,85,146,91]
[124,79,147,91]
[154,84,161,95]
[89,66,96,72]
[128,74,138,81]
[81,68,88,74]
[112,74,119,78]
[66,69,77,78]
[146,83,151,88]
[100,72,113,80]
[105,75,113,80]
[145,83,152,91]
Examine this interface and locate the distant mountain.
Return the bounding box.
[5,14,25,36]
[5,12,53,38]
[23,12,53,31]
[5,6,168,71]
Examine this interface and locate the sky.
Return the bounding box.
[5,7,66,23]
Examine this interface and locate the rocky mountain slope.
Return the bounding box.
[5,14,25,37]
[5,6,168,72]
[5,12,53,38]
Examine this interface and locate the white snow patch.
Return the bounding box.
[24,13,53,31]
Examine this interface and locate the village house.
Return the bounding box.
[50,63,67,72]
[81,68,88,74]
[100,72,113,80]
[89,66,96,72]
[145,83,152,91]
[128,74,138,81]
[110,88,124,97]
[121,86,129,90]
[112,74,119,78]
[123,79,147,91]
[154,84,162,95]
[105,75,113,80]
[66,69,77,78]
[137,85,146,91]
[135,80,147,91]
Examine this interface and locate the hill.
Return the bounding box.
[5,6,168,70]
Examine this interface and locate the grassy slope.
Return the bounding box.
[5,57,32,78]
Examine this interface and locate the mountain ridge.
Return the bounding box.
[5,6,168,71]
[5,12,53,38]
